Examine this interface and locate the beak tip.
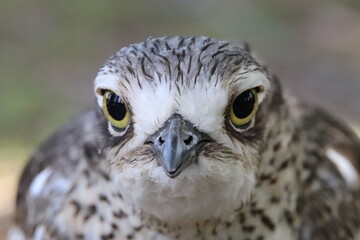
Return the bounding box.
[165,171,178,178]
[161,160,183,178]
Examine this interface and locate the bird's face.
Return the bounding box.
[94,37,274,224]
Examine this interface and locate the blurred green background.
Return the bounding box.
[1,0,360,237]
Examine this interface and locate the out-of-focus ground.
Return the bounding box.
[1,0,360,239]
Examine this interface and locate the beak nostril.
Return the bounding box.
[159,137,165,145]
[183,135,193,145]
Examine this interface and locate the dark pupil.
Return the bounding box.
[106,94,127,121]
[233,90,255,119]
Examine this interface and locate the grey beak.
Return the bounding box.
[146,114,212,178]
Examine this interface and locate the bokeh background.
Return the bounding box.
[1,0,360,238]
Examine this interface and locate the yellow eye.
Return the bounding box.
[229,89,259,128]
[102,91,130,131]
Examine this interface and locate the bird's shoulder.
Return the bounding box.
[14,108,104,230]
[13,108,157,240]
[289,96,360,177]
[11,106,163,239]
[287,95,360,239]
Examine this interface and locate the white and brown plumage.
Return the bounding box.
[9,36,360,240]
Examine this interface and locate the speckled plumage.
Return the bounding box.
[10,36,360,240]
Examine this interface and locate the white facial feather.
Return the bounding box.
[111,147,256,224]
[94,72,121,107]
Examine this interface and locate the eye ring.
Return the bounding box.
[102,90,131,131]
[229,89,259,128]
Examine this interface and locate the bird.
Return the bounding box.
[8,36,360,240]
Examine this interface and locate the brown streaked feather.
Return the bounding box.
[292,102,360,240]
[14,109,103,231]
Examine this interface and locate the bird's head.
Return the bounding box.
[94,36,282,225]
